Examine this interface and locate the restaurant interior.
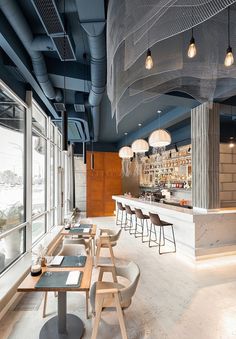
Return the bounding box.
[2,1,236,338]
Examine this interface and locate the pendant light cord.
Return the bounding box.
[228,6,230,47]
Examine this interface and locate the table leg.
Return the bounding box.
[39,291,85,339]
[58,292,66,333]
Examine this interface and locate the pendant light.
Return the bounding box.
[131,139,149,153]
[225,6,234,67]
[145,49,154,70]
[119,146,133,159]
[149,129,171,148]
[187,28,197,58]
[119,133,133,176]
[148,110,171,149]
[145,28,153,70]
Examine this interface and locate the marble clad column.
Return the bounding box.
[191,102,220,209]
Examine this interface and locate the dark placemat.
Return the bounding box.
[79,224,92,229]
[61,256,87,267]
[35,271,83,289]
[69,228,85,233]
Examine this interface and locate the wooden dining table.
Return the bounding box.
[17,256,93,339]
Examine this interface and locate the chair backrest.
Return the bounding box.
[135,208,145,219]
[116,261,140,304]
[117,202,125,211]
[109,228,122,242]
[58,243,87,256]
[149,212,162,226]
[125,205,133,215]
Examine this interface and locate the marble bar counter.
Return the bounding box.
[113,195,236,260]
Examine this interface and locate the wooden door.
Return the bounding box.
[86,152,122,217]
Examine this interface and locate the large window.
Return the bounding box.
[0,86,26,273]
[32,102,47,243]
[0,81,64,275]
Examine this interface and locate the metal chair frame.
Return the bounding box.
[116,203,126,228]
[124,205,136,235]
[148,213,176,254]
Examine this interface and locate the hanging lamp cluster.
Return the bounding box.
[145,6,234,69]
[119,114,172,176]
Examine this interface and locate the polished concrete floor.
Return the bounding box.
[1,216,236,339]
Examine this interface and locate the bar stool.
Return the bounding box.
[149,212,176,254]
[134,208,150,242]
[116,202,126,228]
[125,205,136,234]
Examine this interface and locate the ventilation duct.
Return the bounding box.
[91,106,100,142]
[81,22,106,141]
[31,35,55,51]
[51,35,76,61]
[0,0,61,101]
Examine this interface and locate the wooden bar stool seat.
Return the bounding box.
[134,208,150,242]
[149,212,176,254]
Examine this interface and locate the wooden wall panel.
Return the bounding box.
[86,151,122,217]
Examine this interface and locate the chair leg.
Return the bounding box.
[85,290,89,319]
[91,294,104,339]
[42,292,47,318]
[159,226,162,254]
[114,293,128,339]
[96,243,101,267]
[108,244,115,265]
[171,225,176,252]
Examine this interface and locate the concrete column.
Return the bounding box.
[191,102,220,209]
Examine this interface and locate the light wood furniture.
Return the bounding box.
[61,224,97,255]
[90,262,140,339]
[18,256,93,339]
[42,244,90,319]
[95,228,122,267]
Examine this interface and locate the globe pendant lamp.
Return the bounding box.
[119,146,133,159]
[131,139,149,153]
[131,139,149,176]
[119,146,133,177]
[149,129,171,148]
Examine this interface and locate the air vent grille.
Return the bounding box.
[52,35,76,61]
[74,104,85,112]
[54,103,66,111]
[31,0,64,35]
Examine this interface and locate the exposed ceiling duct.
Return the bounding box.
[0,0,61,101]
[81,21,106,141]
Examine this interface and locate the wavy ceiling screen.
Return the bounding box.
[107,0,236,125]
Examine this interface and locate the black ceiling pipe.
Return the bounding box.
[0,0,62,101]
[62,110,68,151]
[83,142,87,164]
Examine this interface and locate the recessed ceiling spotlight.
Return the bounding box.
[157,110,162,113]
[124,132,128,135]
[138,123,142,127]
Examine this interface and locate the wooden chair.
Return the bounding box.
[95,228,122,267]
[90,261,140,339]
[42,243,90,319]
[63,237,93,256]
